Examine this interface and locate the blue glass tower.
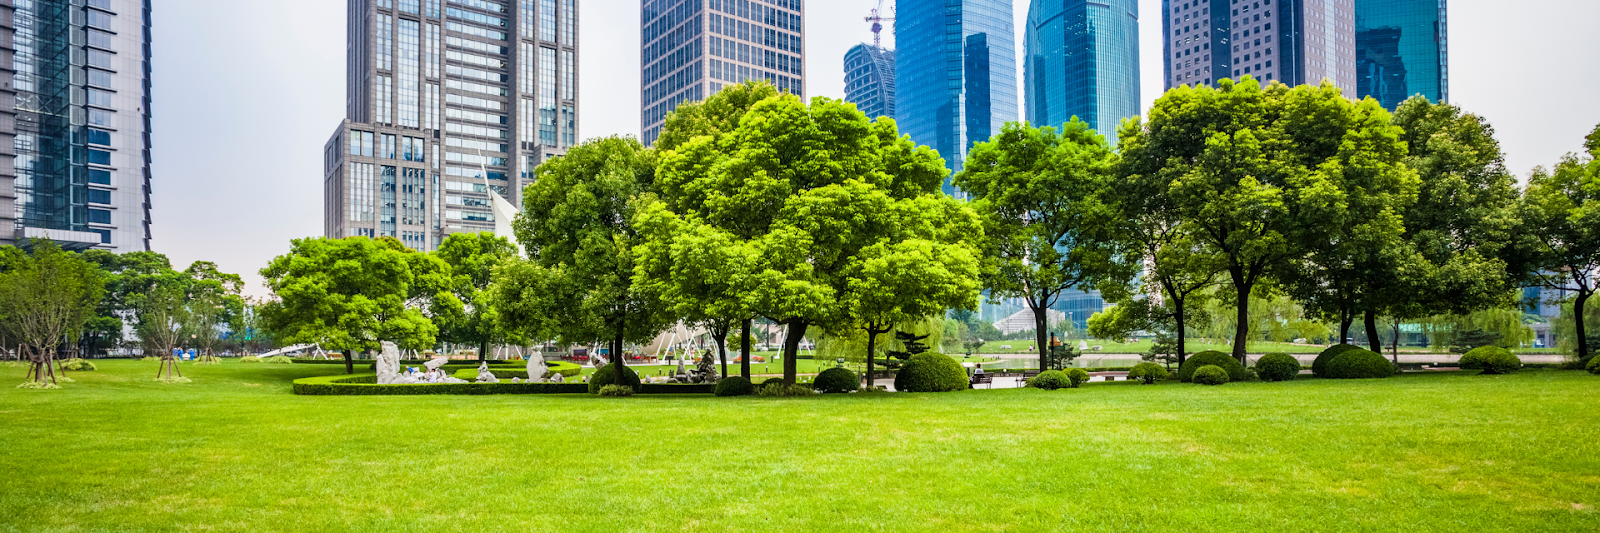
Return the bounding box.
[843,44,896,120]
[894,0,1018,189]
[1355,0,1447,109]
[1024,0,1139,147]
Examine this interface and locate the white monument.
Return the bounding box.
[376,341,402,384]
[526,351,548,382]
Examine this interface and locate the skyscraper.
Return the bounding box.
[325,0,579,250]
[641,0,806,145]
[1162,0,1355,98]
[1024,0,1139,147]
[1355,0,1446,109]
[843,44,894,120]
[0,0,154,251]
[894,0,1017,183]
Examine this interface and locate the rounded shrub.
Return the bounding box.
[1127,362,1169,384]
[1326,349,1395,379]
[1064,368,1090,388]
[1312,344,1361,377]
[1027,370,1071,390]
[598,384,634,397]
[1477,350,1522,375]
[757,382,814,397]
[893,353,968,392]
[587,363,642,394]
[1254,353,1301,382]
[813,367,860,393]
[60,358,97,371]
[1192,365,1230,385]
[714,376,754,397]
[1177,351,1248,383]
[1588,356,1600,375]
[239,356,262,363]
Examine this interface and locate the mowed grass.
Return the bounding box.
[1,360,1597,532]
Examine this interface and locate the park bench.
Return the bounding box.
[970,372,993,388]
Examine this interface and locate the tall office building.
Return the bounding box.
[0,0,153,251]
[325,0,579,249]
[894,0,1017,183]
[1162,0,1355,98]
[1023,0,1139,147]
[843,43,894,120]
[1354,0,1445,109]
[641,0,805,145]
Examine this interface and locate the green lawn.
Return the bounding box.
[2,360,1597,532]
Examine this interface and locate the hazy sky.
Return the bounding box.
[150,0,1599,295]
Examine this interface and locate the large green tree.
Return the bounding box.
[0,240,105,383]
[1518,123,1600,362]
[954,118,1125,369]
[434,232,517,361]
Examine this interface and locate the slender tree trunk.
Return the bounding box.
[1031,300,1050,372]
[1391,322,1401,364]
[1232,277,1252,364]
[343,350,354,375]
[1174,297,1188,366]
[713,326,729,378]
[740,319,751,379]
[1364,310,1381,353]
[1339,308,1353,344]
[1575,291,1591,362]
[864,326,888,390]
[479,339,488,363]
[781,320,805,384]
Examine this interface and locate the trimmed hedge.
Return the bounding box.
[893,353,968,392]
[1192,365,1230,385]
[1460,346,1521,374]
[715,377,755,396]
[1326,349,1395,379]
[1027,370,1071,390]
[293,374,588,395]
[588,363,642,394]
[813,367,860,393]
[638,383,715,394]
[1312,344,1362,377]
[1064,368,1090,388]
[1178,351,1248,383]
[1254,353,1301,382]
[1127,362,1169,384]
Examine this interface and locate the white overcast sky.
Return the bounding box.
[151,0,1599,295]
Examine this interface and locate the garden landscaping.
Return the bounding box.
[1,359,1596,531]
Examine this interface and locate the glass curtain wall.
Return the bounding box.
[1025,0,1138,147]
[1355,0,1446,109]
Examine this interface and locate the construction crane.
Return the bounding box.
[864,0,894,48]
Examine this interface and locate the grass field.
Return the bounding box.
[2,360,1597,532]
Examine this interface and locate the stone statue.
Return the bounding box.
[526,351,548,382]
[475,361,499,383]
[376,341,402,384]
[549,372,563,383]
[694,353,717,383]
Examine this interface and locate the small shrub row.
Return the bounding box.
[1178,351,1248,382]
[757,382,814,397]
[598,384,634,397]
[60,358,97,371]
[262,356,295,364]
[1027,368,1090,390]
[239,356,262,363]
[1312,344,1361,377]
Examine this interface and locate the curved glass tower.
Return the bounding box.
[843,44,895,121]
[894,0,1018,189]
[1024,0,1139,147]
[1355,0,1447,109]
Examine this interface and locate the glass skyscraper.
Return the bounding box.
[842,44,894,121]
[1355,0,1446,109]
[1024,0,1139,147]
[894,0,1017,187]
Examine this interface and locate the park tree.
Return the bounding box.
[1118,79,1417,362]
[954,118,1125,370]
[494,135,670,375]
[633,208,758,378]
[1517,123,1600,362]
[134,284,191,379]
[260,236,456,374]
[434,232,518,361]
[79,251,185,356]
[0,240,106,385]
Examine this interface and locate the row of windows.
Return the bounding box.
[446,92,504,110]
[448,21,506,41]
[447,78,507,96]
[447,36,507,55]
[447,64,507,82]
[445,136,508,153]
[450,0,506,14]
[447,121,508,139]
[446,107,507,124]
[446,7,506,27]
[644,38,702,98]
[350,130,430,162]
[446,49,505,68]
[446,166,508,181]
[708,0,800,32]
[445,151,508,166]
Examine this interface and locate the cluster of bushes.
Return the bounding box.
[1027,368,1088,390]
[1458,346,1522,375]
[813,367,859,393]
[757,379,814,397]
[598,384,634,397]
[1590,357,1600,375]
[60,358,96,371]
[1178,351,1248,383]
[1191,365,1230,385]
[587,363,641,394]
[893,353,968,392]
[715,376,754,397]
[239,355,262,363]
[1127,362,1169,384]
[1254,353,1301,382]
[262,355,295,364]
[293,374,588,395]
[1309,345,1394,379]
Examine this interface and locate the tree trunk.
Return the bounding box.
[1031,301,1050,371]
[740,319,752,379]
[1174,297,1188,366]
[479,338,488,363]
[1364,309,1381,353]
[343,350,354,374]
[1232,278,1252,364]
[712,326,729,378]
[1339,308,1353,344]
[1391,322,1401,364]
[1575,291,1591,362]
[864,326,888,390]
[611,332,625,375]
[780,320,805,384]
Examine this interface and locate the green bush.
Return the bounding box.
[1192,365,1230,385]
[60,358,96,371]
[757,382,813,397]
[1064,368,1090,388]
[587,363,641,394]
[1312,344,1361,377]
[1254,353,1301,382]
[813,367,860,393]
[714,376,754,397]
[262,355,295,364]
[292,374,590,395]
[1588,356,1600,375]
[1127,362,1169,384]
[893,353,968,392]
[140,356,161,362]
[598,384,634,397]
[1459,346,1509,371]
[1177,351,1248,382]
[1027,370,1071,390]
[1326,349,1395,379]
[1474,349,1522,375]
[239,356,262,363]
[16,380,61,390]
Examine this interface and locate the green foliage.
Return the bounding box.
[714,376,754,397]
[292,373,588,395]
[1026,370,1070,390]
[433,232,518,360]
[545,361,582,378]
[1447,327,1512,353]
[1461,346,1520,375]
[1254,353,1301,382]
[756,382,814,397]
[1192,365,1230,385]
[1128,362,1169,384]
[0,240,106,380]
[60,358,97,371]
[239,356,261,363]
[598,384,635,397]
[1141,334,1181,367]
[812,367,859,393]
[1458,345,1507,370]
[587,363,642,394]
[1177,350,1247,383]
[139,356,161,362]
[893,353,969,392]
[16,380,61,390]
[1326,349,1396,379]
[1064,368,1090,388]
[1517,137,1600,362]
[1312,344,1362,377]
[1588,356,1600,375]
[884,331,931,362]
[192,355,222,365]
[261,355,294,364]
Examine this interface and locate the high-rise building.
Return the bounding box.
[843,43,894,120]
[894,0,1017,184]
[641,0,806,145]
[1162,0,1355,98]
[1354,0,1446,109]
[325,0,578,249]
[0,0,153,251]
[1023,0,1139,147]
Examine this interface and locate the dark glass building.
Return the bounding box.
[843,44,895,121]
[1024,0,1139,147]
[1162,0,1356,98]
[894,0,1017,189]
[1355,0,1446,109]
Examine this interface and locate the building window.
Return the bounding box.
[86,128,112,146]
[87,109,115,127]
[87,188,111,204]
[87,149,112,166]
[398,19,422,128]
[377,15,393,70]
[87,69,113,88]
[86,10,114,30]
[89,169,111,185]
[88,208,112,224]
[87,49,115,69]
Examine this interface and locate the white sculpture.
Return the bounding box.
[526,351,548,382]
[1078,340,1089,351]
[376,341,402,384]
[424,357,449,371]
[549,373,564,383]
[475,361,500,383]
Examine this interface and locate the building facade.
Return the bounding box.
[640,0,805,145]
[0,0,153,251]
[1354,0,1445,109]
[842,43,894,121]
[894,0,1017,185]
[326,0,578,249]
[1162,0,1355,98]
[1024,0,1139,147]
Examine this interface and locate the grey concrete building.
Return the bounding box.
[641,0,804,145]
[326,0,578,249]
[0,0,153,251]
[1163,0,1356,98]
